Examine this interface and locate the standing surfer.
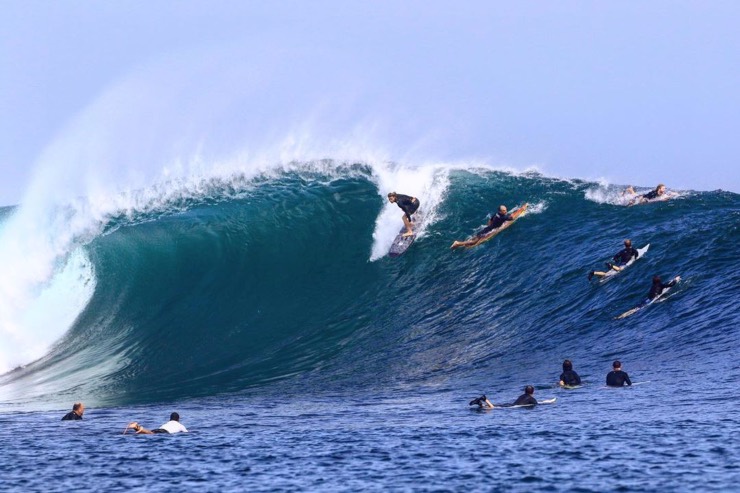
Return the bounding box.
[387,192,419,237]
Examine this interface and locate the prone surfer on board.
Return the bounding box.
[642,275,681,305]
[588,239,640,281]
[124,412,188,435]
[450,203,526,249]
[627,183,668,206]
[469,385,538,409]
[387,192,419,237]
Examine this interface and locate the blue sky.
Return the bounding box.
[1,1,739,205]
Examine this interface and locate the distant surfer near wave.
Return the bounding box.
[627,183,668,206]
[559,360,582,387]
[387,192,419,237]
[606,361,632,387]
[61,402,84,421]
[125,412,188,435]
[588,239,639,281]
[450,203,526,249]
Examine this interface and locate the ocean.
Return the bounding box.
[0,163,738,491]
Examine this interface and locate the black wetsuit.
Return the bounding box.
[647,278,678,300]
[560,370,582,386]
[61,411,82,421]
[394,194,419,221]
[613,247,639,266]
[606,370,632,387]
[642,190,661,200]
[478,212,513,236]
[512,393,538,406]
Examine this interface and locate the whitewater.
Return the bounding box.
[1,159,739,490]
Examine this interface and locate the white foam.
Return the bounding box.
[369,163,451,261]
[525,201,548,214]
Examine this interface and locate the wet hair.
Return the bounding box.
[656,183,665,190]
[72,402,82,411]
[524,385,534,395]
[624,239,632,247]
[170,412,180,421]
[387,192,396,199]
[653,275,662,284]
[498,205,507,213]
[612,360,621,369]
[562,359,573,371]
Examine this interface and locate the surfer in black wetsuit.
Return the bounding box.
[606,360,632,387]
[559,360,582,387]
[638,275,681,306]
[61,402,85,421]
[450,204,526,249]
[387,192,419,237]
[468,385,538,408]
[628,184,667,206]
[589,239,640,280]
[512,386,538,406]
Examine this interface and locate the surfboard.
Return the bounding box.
[388,226,416,257]
[594,244,650,283]
[561,385,583,390]
[615,276,680,319]
[452,203,528,250]
[505,397,557,408]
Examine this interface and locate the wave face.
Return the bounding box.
[0,166,738,409]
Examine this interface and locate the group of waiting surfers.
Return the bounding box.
[388,184,676,410]
[468,359,634,409]
[58,184,673,425]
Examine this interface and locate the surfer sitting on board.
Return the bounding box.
[559,360,582,387]
[387,192,419,237]
[628,183,667,206]
[588,239,639,281]
[450,204,525,249]
[606,361,632,387]
[124,412,188,435]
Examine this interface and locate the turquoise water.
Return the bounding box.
[0,168,738,490]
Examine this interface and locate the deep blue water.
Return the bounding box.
[0,168,738,491]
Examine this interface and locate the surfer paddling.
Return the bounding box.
[644,275,681,303]
[627,183,668,206]
[450,203,527,249]
[469,385,538,409]
[387,192,419,237]
[124,412,188,435]
[588,239,639,281]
